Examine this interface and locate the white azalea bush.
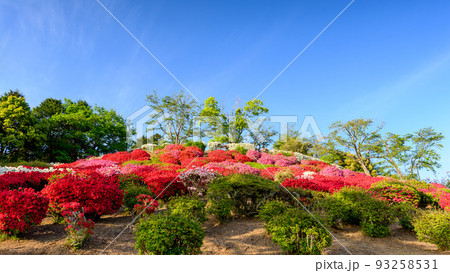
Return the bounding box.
[207,141,223,151]
[226,143,255,151]
[0,165,61,175]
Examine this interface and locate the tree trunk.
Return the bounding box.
[356,153,372,176]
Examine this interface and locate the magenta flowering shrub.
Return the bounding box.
[369,181,421,207]
[178,167,218,196]
[342,169,357,177]
[74,159,118,169]
[257,157,275,165]
[246,150,261,161]
[439,192,450,211]
[275,156,298,167]
[205,162,260,176]
[96,165,122,177]
[319,166,344,177]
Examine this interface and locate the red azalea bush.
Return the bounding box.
[181,157,209,169]
[226,150,240,159]
[102,151,132,163]
[143,170,186,199]
[235,153,252,163]
[341,174,385,189]
[282,178,330,192]
[0,188,49,235]
[282,175,346,193]
[162,144,185,152]
[102,149,150,164]
[42,172,123,219]
[207,150,233,162]
[300,160,329,170]
[133,194,159,216]
[159,151,180,164]
[61,202,95,249]
[130,149,151,161]
[439,192,450,211]
[0,171,50,191]
[260,167,281,180]
[369,181,421,207]
[179,146,203,162]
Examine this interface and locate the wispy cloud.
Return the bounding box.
[343,49,450,118]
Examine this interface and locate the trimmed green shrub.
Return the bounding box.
[167,196,207,223]
[413,210,450,250]
[318,197,353,228]
[358,198,396,237]
[333,187,368,225]
[265,208,332,255]
[392,202,419,231]
[207,174,279,217]
[333,187,396,237]
[123,186,153,212]
[207,198,233,223]
[135,214,205,255]
[258,200,289,222]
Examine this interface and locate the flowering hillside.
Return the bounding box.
[0,146,449,253]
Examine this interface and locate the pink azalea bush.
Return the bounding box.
[246,150,261,161]
[205,162,260,176]
[319,166,344,177]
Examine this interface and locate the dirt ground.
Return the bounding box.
[0,212,448,255]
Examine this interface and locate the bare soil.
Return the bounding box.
[0,213,448,255]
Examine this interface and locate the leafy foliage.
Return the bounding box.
[207,174,279,217]
[413,210,450,250]
[167,196,207,223]
[135,214,205,255]
[264,208,332,255]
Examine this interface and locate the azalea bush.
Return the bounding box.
[413,210,450,250]
[205,161,260,176]
[369,181,422,207]
[264,208,332,255]
[123,185,153,212]
[61,202,95,249]
[319,166,344,177]
[135,214,205,255]
[207,174,279,217]
[0,188,49,236]
[143,169,186,199]
[0,171,50,191]
[133,194,159,216]
[207,150,232,162]
[246,150,261,161]
[42,172,123,220]
[102,149,150,163]
[167,196,207,223]
[178,167,218,196]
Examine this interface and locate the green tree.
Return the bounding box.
[199,97,269,143]
[273,127,313,154]
[377,133,411,178]
[146,91,200,144]
[406,128,444,179]
[33,99,127,162]
[329,118,383,176]
[0,90,44,160]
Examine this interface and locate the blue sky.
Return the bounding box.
[1,0,450,178]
